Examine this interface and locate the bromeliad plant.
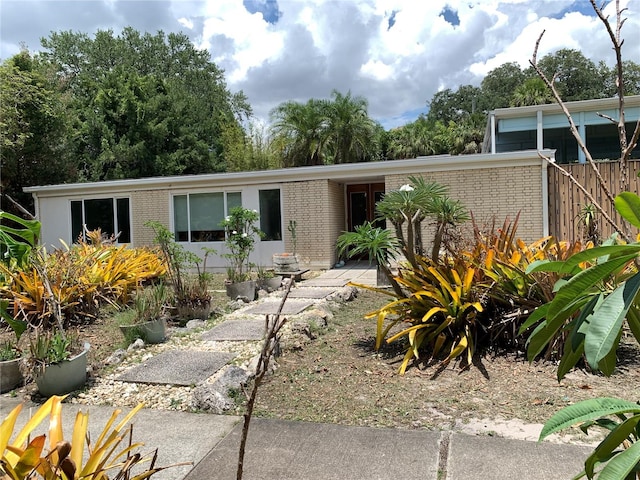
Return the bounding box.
[364,255,485,374]
[0,395,182,479]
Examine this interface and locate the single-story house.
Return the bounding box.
[24,95,639,271]
[24,149,552,271]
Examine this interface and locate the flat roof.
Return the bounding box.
[25,149,553,197]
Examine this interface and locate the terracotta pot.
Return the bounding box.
[273,254,300,272]
[0,357,24,393]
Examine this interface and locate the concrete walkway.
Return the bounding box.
[0,264,594,480]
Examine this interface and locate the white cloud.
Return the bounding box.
[0,0,638,129]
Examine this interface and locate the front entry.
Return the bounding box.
[347,183,385,232]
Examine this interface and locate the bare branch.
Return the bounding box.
[528,57,617,208]
[590,0,630,191]
[532,30,545,65]
[538,152,629,242]
[596,112,617,124]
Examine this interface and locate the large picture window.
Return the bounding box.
[259,189,282,241]
[173,192,242,242]
[70,197,131,243]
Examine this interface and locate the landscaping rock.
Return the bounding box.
[127,339,145,351]
[104,349,127,365]
[299,304,333,328]
[185,319,206,330]
[191,365,252,413]
[327,285,358,303]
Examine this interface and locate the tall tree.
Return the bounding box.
[510,77,553,106]
[325,90,379,164]
[0,51,74,213]
[481,62,527,109]
[38,28,250,181]
[270,99,329,167]
[269,91,381,167]
[534,48,603,101]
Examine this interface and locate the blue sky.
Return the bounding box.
[1,0,638,129]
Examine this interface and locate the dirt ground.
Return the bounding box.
[3,286,639,444]
[253,289,640,443]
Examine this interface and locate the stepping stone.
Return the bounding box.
[286,287,336,299]
[243,300,314,315]
[301,278,349,287]
[118,350,235,386]
[202,319,265,341]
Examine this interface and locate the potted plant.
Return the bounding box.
[29,329,90,397]
[256,266,282,292]
[336,221,403,295]
[0,300,27,393]
[273,220,300,272]
[220,207,263,300]
[118,283,170,344]
[146,221,214,321]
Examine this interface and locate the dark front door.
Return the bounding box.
[347,183,385,232]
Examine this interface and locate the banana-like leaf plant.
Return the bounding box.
[539,397,640,480]
[522,192,640,381]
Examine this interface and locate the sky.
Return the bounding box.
[1,0,639,129]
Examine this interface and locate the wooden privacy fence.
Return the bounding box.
[548,160,640,242]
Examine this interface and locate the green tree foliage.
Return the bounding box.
[510,77,553,107]
[480,62,526,109]
[390,51,640,160]
[534,48,604,101]
[269,90,380,167]
[38,28,250,180]
[0,51,75,212]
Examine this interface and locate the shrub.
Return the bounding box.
[0,233,166,329]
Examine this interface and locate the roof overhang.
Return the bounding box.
[24,149,553,198]
[490,95,640,120]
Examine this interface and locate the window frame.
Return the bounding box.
[70,196,131,244]
[172,191,243,243]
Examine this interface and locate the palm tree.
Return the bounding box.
[269,99,329,166]
[325,90,378,164]
[511,78,553,107]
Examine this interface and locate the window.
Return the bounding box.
[70,198,131,243]
[173,192,242,242]
[259,189,282,241]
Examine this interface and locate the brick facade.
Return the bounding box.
[386,163,545,249]
[130,190,171,247]
[282,180,345,269]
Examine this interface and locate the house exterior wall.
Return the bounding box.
[386,163,545,251]
[282,179,345,270]
[27,149,549,271]
[130,189,171,247]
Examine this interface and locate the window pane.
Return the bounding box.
[116,198,131,243]
[71,201,83,243]
[259,189,282,241]
[84,198,115,237]
[190,193,225,242]
[227,192,242,212]
[173,195,188,242]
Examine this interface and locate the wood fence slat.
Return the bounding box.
[548,161,640,241]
